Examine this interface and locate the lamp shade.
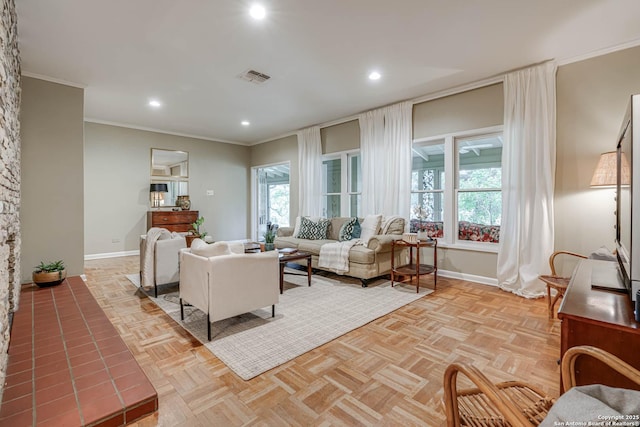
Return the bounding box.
[590,152,618,187]
[149,183,168,193]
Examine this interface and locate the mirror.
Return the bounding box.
[150,180,189,208]
[151,148,188,177]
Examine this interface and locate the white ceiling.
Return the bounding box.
[16,0,640,145]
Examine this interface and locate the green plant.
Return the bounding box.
[263,229,276,244]
[34,260,65,273]
[190,216,208,238]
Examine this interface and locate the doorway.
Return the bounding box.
[252,163,290,241]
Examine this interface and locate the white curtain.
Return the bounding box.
[360,101,412,219]
[297,126,323,217]
[497,61,557,298]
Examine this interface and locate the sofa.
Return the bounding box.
[179,239,280,340]
[275,215,408,285]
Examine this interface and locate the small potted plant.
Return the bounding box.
[186,216,208,247]
[33,260,67,287]
[263,222,278,251]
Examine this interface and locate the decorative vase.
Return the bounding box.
[176,195,191,210]
[33,269,67,288]
[265,243,275,251]
[185,235,198,248]
[417,230,428,241]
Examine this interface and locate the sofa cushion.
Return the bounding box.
[297,239,335,255]
[360,214,382,243]
[338,217,359,241]
[191,240,232,257]
[298,217,330,240]
[348,245,375,264]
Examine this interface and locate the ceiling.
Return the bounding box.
[16,0,640,145]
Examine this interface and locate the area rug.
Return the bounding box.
[125,271,432,380]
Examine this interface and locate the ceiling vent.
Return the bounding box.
[237,69,271,84]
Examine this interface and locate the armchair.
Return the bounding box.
[179,239,279,340]
[139,227,186,297]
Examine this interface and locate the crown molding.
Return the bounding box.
[557,38,640,66]
[21,71,87,88]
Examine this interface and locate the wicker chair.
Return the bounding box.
[561,345,640,391]
[443,346,640,426]
[443,363,554,426]
[538,251,587,319]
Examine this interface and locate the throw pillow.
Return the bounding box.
[360,214,382,243]
[191,240,232,257]
[338,217,359,241]
[293,216,322,237]
[297,217,330,240]
[352,219,361,238]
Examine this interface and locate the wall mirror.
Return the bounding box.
[150,180,189,208]
[151,148,189,178]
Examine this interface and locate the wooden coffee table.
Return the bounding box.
[279,250,312,294]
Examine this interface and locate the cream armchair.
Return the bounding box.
[179,239,280,340]
[139,228,186,297]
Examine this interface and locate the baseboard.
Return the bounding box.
[85,250,140,261]
[437,269,498,287]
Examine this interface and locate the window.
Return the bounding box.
[412,127,502,247]
[253,163,290,241]
[322,151,361,217]
[411,139,445,238]
[456,134,502,243]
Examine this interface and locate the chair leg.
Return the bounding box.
[547,285,552,319]
[207,313,211,341]
[154,283,158,298]
[272,305,275,317]
[180,298,184,320]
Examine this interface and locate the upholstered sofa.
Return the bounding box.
[275,215,408,285]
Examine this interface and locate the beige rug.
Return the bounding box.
[126,270,432,380]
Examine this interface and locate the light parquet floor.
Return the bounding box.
[83,256,561,426]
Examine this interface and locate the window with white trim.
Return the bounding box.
[322,151,361,218]
[412,127,502,247]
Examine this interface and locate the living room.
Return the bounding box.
[4,0,640,425]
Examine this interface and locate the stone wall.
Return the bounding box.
[0,0,22,400]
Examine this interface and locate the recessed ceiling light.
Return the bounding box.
[368,71,381,81]
[241,120,250,126]
[249,4,266,20]
[148,99,162,108]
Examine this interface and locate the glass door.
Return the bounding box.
[253,163,290,241]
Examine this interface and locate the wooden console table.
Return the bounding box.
[147,210,199,233]
[558,259,640,391]
[391,239,437,293]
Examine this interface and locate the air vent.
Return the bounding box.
[237,69,271,84]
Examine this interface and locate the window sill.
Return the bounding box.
[436,240,499,254]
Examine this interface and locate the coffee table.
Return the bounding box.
[279,250,312,294]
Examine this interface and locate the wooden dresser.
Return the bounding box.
[147,210,199,233]
[558,259,640,391]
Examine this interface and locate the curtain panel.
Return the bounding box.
[297,126,323,217]
[497,61,557,298]
[359,101,412,219]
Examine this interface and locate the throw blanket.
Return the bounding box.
[318,240,360,274]
[540,384,640,426]
[141,227,172,290]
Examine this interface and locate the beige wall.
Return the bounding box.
[20,76,85,282]
[556,45,640,272]
[84,123,251,255]
[321,120,359,154]
[413,83,504,139]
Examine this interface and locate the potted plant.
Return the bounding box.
[33,260,67,287]
[263,222,277,251]
[186,216,208,247]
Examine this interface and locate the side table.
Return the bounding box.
[391,239,437,293]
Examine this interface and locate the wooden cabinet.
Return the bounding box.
[147,210,199,233]
[558,259,640,392]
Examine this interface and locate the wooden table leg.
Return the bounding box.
[307,256,312,287]
[279,262,284,294]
